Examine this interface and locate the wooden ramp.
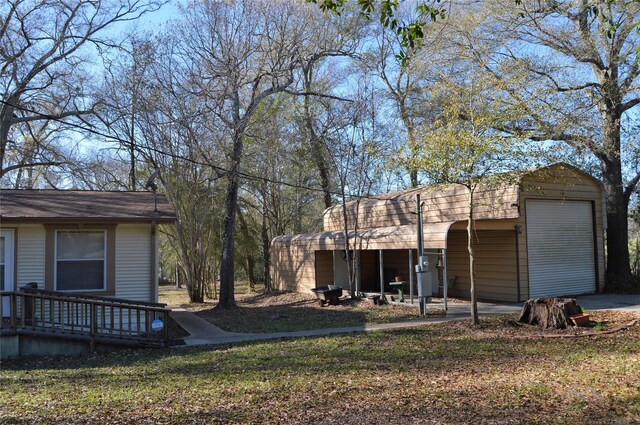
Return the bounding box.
[1,288,170,353]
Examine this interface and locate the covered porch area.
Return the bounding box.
[315,248,445,305]
[271,219,522,303]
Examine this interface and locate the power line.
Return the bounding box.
[0,98,397,202]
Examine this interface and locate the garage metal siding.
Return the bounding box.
[526,200,595,297]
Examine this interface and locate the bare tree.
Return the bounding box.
[0,0,163,180]
[292,5,365,207]
[99,34,156,191]
[477,0,640,289]
[330,79,385,298]
[177,0,308,308]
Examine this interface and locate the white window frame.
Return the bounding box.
[54,230,107,292]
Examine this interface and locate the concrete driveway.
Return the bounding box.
[576,294,640,312]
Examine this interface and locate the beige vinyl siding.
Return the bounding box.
[446,230,518,302]
[115,225,152,302]
[16,226,46,289]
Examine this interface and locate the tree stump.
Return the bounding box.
[517,298,583,329]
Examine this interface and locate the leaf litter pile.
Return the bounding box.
[1,309,639,424]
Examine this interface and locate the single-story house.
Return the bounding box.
[0,190,176,308]
[270,163,606,302]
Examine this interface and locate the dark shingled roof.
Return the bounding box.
[0,190,176,223]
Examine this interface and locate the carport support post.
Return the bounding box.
[379,249,384,298]
[442,249,448,311]
[409,249,414,304]
[416,194,426,316]
[332,250,338,284]
[355,250,361,295]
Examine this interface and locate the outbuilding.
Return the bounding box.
[270,163,606,302]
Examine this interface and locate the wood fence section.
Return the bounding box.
[0,288,170,349]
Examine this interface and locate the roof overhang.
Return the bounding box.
[273,222,457,251]
[0,190,176,223]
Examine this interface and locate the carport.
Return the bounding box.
[271,164,606,302]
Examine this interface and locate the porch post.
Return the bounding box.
[332,250,338,284]
[408,249,414,304]
[379,249,384,298]
[355,250,361,295]
[442,248,448,311]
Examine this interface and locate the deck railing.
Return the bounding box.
[1,288,170,349]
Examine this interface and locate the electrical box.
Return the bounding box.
[415,254,440,298]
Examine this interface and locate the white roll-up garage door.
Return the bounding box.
[526,200,596,298]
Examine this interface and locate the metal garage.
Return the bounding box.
[271,163,606,302]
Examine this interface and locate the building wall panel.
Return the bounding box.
[115,225,152,302]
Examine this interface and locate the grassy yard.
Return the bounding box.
[159,287,444,333]
[1,314,639,424]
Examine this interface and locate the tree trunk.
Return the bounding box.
[247,253,255,291]
[467,187,479,325]
[601,154,633,289]
[303,63,333,208]
[0,98,16,176]
[261,208,272,292]
[340,189,355,298]
[217,129,244,308]
[129,100,136,191]
[518,298,583,329]
[597,85,635,289]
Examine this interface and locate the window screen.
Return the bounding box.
[56,231,105,291]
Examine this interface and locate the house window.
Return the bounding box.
[55,230,106,291]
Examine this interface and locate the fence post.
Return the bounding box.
[163,309,170,347]
[10,293,17,331]
[90,302,97,353]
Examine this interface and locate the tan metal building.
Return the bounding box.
[270,164,606,302]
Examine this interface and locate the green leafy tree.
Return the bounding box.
[414,75,524,324]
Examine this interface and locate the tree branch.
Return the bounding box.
[282,89,353,102]
[624,170,640,203]
[1,161,65,176]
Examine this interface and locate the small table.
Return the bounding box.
[389,281,406,302]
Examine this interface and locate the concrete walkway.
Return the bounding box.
[169,300,522,347]
[169,294,639,347]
